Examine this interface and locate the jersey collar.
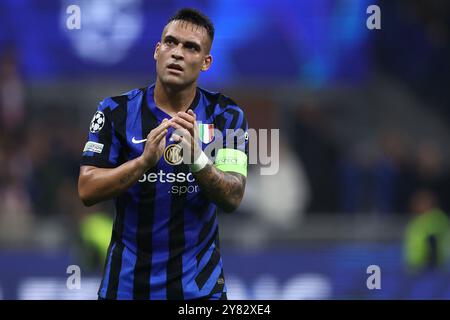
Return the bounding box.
[146,84,200,122]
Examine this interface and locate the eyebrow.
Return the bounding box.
[163,35,202,51]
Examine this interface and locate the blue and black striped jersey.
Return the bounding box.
[81,84,248,300]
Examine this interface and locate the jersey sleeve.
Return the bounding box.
[214,106,249,177]
[80,98,122,168]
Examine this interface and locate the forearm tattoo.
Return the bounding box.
[193,164,246,212]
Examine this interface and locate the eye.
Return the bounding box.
[165,39,175,46]
[185,44,199,52]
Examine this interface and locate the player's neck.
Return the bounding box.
[154,80,197,116]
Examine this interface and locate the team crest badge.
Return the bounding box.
[164,144,183,165]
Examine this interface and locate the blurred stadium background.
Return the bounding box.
[1,0,450,299]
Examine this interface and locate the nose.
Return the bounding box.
[171,44,184,60]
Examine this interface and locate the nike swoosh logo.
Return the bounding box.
[131,137,147,144]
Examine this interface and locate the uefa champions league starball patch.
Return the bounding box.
[90,111,105,133]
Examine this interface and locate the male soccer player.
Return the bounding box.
[78,8,248,300]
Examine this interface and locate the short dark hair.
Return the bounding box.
[168,8,215,42]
